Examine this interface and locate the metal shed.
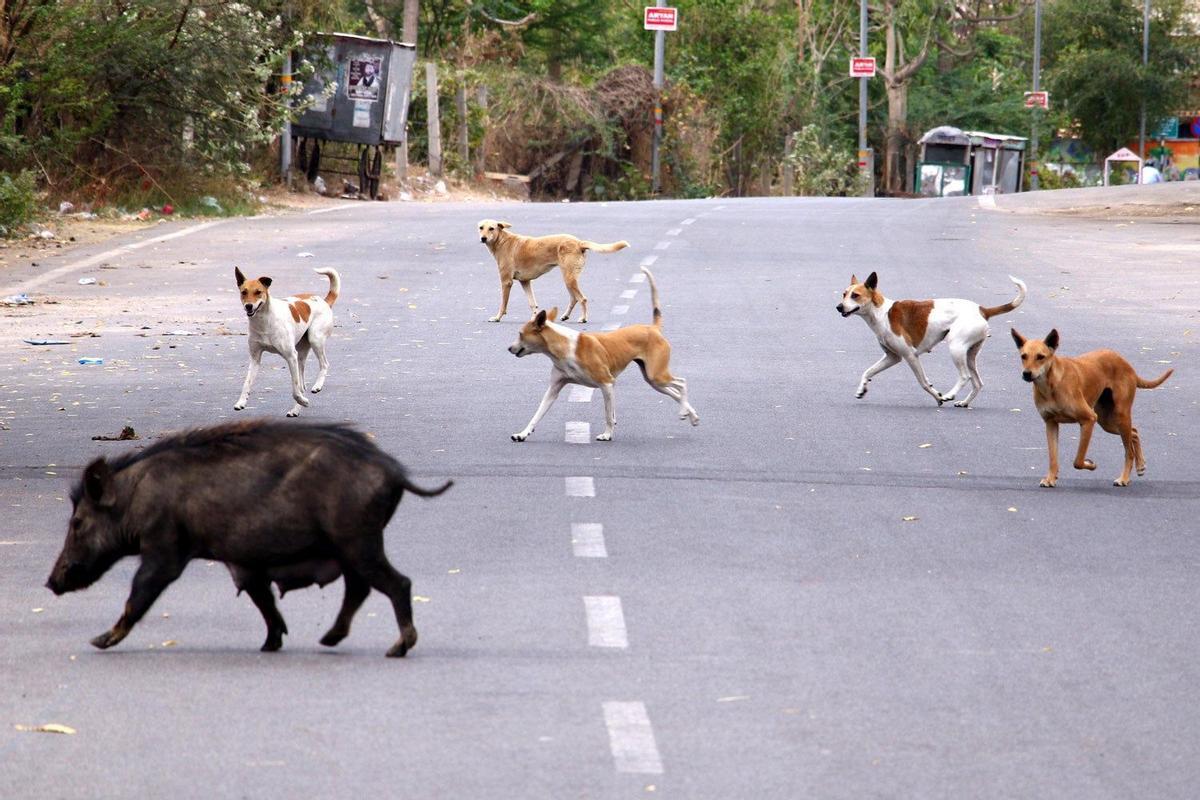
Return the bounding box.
[291,33,418,198]
[915,127,1028,197]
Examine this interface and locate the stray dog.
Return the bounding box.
[478,219,629,323]
[507,267,698,441]
[837,272,1026,407]
[1011,328,1172,487]
[45,421,452,656]
[234,266,340,417]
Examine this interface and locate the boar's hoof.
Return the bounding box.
[90,630,124,650]
[386,626,418,657]
[319,629,347,648]
[386,641,409,658]
[261,635,284,652]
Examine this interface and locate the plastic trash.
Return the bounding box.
[2,293,32,305]
[23,339,69,346]
[297,252,315,258]
[200,196,223,213]
[59,201,75,214]
[78,358,104,366]
[78,277,96,285]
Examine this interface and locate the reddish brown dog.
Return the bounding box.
[1011,328,1172,487]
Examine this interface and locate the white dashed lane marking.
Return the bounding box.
[629,272,646,283]
[565,421,590,443]
[611,305,629,316]
[565,476,595,497]
[620,289,637,300]
[571,523,607,558]
[666,228,682,236]
[639,255,658,267]
[681,217,696,225]
[568,385,595,403]
[602,323,621,331]
[584,596,628,648]
[653,241,672,250]
[603,702,664,774]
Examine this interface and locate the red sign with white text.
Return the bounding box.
[644,7,678,31]
[850,57,876,78]
[1024,91,1050,109]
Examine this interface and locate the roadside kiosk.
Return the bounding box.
[291,33,417,199]
[915,126,1028,197]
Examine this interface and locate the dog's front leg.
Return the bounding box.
[519,280,539,316]
[490,279,514,322]
[901,353,944,405]
[234,348,263,411]
[857,352,899,398]
[596,383,616,441]
[1040,420,1060,487]
[284,350,311,417]
[512,373,568,442]
[1073,412,1099,474]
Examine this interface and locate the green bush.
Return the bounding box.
[783,125,867,197]
[0,170,39,236]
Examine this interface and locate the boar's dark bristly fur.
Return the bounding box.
[47,420,451,657]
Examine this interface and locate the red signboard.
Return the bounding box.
[644,7,678,31]
[1024,91,1050,109]
[849,57,876,78]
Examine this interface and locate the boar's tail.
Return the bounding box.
[402,478,454,498]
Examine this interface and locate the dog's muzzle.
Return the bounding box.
[508,344,526,357]
[480,236,488,243]
[245,304,257,317]
[836,304,855,318]
[1022,371,1034,383]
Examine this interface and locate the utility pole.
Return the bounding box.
[1029,0,1042,190]
[650,0,666,194]
[397,0,419,185]
[858,0,872,197]
[1138,0,1150,158]
[280,2,292,187]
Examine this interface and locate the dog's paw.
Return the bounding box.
[310,384,323,394]
[953,400,970,408]
[1113,477,1130,487]
[293,395,311,408]
[579,317,588,324]
[855,389,867,399]
[511,432,529,442]
[233,402,246,411]
[1075,459,1096,471]
[286,410,300,418]
[1137,464,1147,476]
[1038,477,1057,488]
[559,314,571,322]
[935,397,945,407]
[488,315,502,323]
[595,432,612,442]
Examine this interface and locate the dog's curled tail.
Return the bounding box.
[1137,369,1173,389]
[980,276,1026,320]
[314,268,341,306]
[581,240,629,254]
[641,266,663,327]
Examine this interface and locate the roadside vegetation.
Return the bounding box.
[0,0,1195,235]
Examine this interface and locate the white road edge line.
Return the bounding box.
[571,523,607,558]
[977,194,997,210]
[0,219,227,296]
[603,701,664,774]
[565,476,595,497]
[584,596,628,648]
[565,421,591,444]
[568,386,595,403]
[306,204,361,215]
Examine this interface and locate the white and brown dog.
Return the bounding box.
[234,266,340,417]
[478,219,629,324]
[507,267,698,441]
[836,271,1026,407]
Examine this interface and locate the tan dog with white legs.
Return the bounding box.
[507,267,698,441]
[1011,328,1172,487]
[478,219,628,323]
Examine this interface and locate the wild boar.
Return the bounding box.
[45,420,451,657]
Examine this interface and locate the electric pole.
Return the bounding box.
[1030,0,1042,190]
[651,0,666,194]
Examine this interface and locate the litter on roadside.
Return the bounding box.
[297,252,315,258]
[78,277,96,285]
[2,293,33,305]
[23,339,69,346]
[78,357,104,365]
[163,330,195,336]
[92,426,139,442]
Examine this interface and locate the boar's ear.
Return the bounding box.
[83,458,116,509]
[1044,328,1059,351]
[259,276,272,289]
[234,267,246,287]
[1010,328,1026,349]
[864,272,878,291]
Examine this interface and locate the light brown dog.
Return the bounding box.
[478,219,628,323]
[1011,328,1172,487]
[507,267,698,441]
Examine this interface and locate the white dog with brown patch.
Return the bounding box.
[836,271,1025,407]
[234,266,340,417]
[507,267,698,441]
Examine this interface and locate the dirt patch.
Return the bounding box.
[1038,202,1200,220]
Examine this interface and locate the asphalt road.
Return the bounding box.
[1,194,1198,798]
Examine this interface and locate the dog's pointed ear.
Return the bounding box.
[864,272,878,290]
[1010,328,1026,349]
[259,276,272,289]
[235,267,246,287]
[534,309,548,329]
[1045,329,1059,351]
[497,221,512,230]
[849,274,858,285]
[545,307,558,324]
